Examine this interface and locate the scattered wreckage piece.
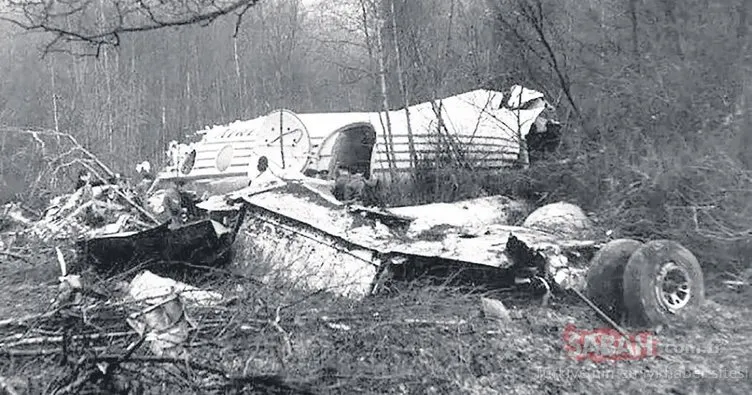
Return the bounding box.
[125,270,223,358]
[226,175,705,329]
[7,190,239,278]
[2,169,248,275]
[129,270,222,306]
[27,182,155,243]
[386,196,530,237]
[75,209,245,276]
[522,201,594,239]
[229,177,596,298]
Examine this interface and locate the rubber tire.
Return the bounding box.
[622,240,705,328]
[585,239,643,321]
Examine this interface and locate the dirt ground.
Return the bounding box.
[0,257,750,394]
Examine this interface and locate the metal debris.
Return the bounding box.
[128,270,222,307]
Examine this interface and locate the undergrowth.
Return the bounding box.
[2,239,752,394]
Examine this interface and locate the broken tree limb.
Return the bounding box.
[55,247,67,276]
[0,127,116,177]
[0,347,108,357]
[91,355,316,394]
[0,331,134,349]
[270,306,293,366]
[0,309,62,329]
[571,288,628,337]
[1,126,160,225]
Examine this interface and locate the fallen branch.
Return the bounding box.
[0,127,114,176]
[0,126,160,225]
[0,347,108,357]
[270,306,293,366]
[0,309,61,329]
[0,331,134,349]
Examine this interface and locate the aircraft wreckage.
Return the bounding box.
[67,86,704,329]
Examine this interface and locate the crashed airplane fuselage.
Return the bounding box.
[156,86,561,193]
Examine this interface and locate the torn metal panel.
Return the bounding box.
[505,233,600,292]
[76,216,243,275]
[129,270,222,306]
[235,203,379,299]
[232,180,598,297]
[195,195,244,212]
[386,196,530,238]
[238,182,572,268]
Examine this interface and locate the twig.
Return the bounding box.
[270,306,293,365]
[95,355,227,376]
[0,127,114,176]
[92,354,315,394]
[96,335,147,385]
[53,370,96,395]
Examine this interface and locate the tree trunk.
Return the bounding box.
[736,0,752,167]
[390,0,417,171]
[100,0,114,155]
[49,61,59,137]
[372,8,397,175]
[628,0,640,71]
[233,36,243,114]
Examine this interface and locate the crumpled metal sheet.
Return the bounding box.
[237,210,379,299]
[126,294,193,358]
[505,233,599,292]
[235,180,599,295]
[237,182,594,267]
[27,185,147,242]
[129,270,222,306]
[387,196,530,238]
[77,218,235,274]
[125,270,226,357]
[195,195,244,212]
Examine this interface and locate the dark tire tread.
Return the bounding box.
[622,240,704,328]
[585,239,643,320]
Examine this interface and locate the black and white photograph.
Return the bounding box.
[0,0,750,393]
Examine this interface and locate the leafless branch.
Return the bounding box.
[1,0,262,55]
[515,0,581,118]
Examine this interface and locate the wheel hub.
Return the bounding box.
[655,261,691,313]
